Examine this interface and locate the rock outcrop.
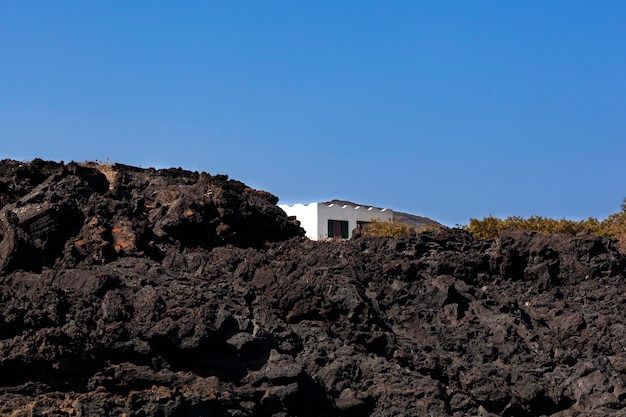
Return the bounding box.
[0,159,625,416]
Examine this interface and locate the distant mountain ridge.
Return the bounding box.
[324,199,444,231]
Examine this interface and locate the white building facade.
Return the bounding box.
[279,202,393,241]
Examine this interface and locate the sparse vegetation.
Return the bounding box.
[365,219,414,238]
[362,218,445,238]
[465,198,626,252]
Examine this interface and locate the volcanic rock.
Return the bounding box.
[0,159,625,416]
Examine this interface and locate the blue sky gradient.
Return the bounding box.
[1,1,624,225]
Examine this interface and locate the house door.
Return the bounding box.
[328,220,349,239]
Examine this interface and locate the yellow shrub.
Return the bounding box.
[465,199,626,252]
[366,219,414,238]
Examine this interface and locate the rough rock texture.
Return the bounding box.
[0,159,303,273]
[0,159,625,416]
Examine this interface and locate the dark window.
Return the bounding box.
[328,220,349,239]
[357,221,371,232]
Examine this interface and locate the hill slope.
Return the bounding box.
[0,160,625,416]
[324,199,443,230]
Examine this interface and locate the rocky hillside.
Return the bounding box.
[0,159,303,273]
[0,159,625,416]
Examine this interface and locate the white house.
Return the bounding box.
[279,202,393,241]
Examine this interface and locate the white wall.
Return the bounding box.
[279,203,319,240]
[280,202,393,241]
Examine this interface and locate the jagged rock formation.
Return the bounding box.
[0,159,625,416]
[0,159,303,273]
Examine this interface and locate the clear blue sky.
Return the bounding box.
[1,1,624,226]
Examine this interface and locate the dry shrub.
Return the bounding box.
[466,199,626,252]
[366,219,414,238]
